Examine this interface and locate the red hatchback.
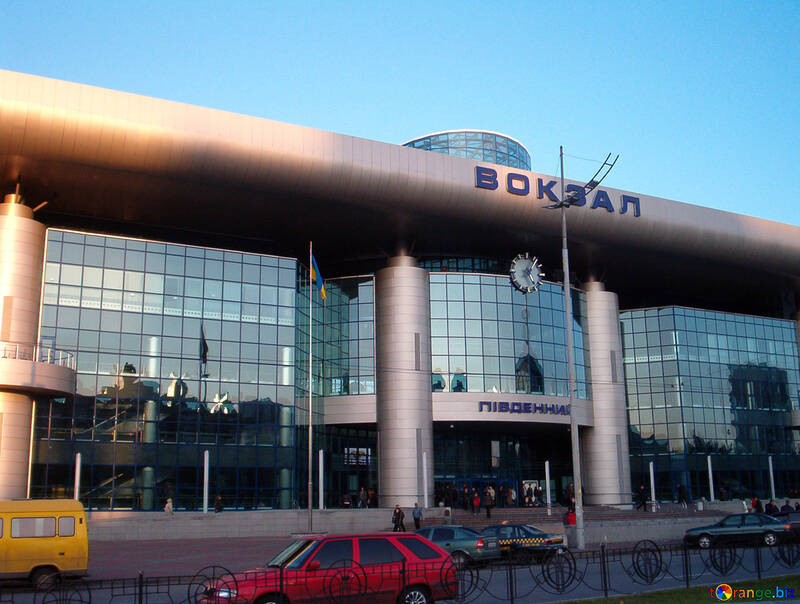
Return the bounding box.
[198,532,457,604]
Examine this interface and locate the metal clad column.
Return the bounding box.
[0,196,46,498]
[582,281,632,505]
[375,255,433,507]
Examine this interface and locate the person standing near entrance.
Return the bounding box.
[472,489,480,515]
[359,487,368,509]
[413,502,423,530]
[483,486,493,518]
[392,504,406,532]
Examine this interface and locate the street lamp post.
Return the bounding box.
[558,145,585,550]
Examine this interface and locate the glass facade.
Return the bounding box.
[320,277,375,396]
[430,273,590,398]
[622,306,800,502]
[404,131,531,170]
[35,229,301,510]
[433,425,572,507]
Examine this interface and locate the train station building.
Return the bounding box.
[1,69,799,511]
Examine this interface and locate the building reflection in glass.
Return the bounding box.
[622,306,800,502]
[33,230,298,510]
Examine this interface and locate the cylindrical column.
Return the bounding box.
[318,449,324,510]
[73,452,82,500]
[545,460,552,515]
[422,451,428,508]
[582,281,632,505]
[203,450,210,513]
[375,255,433,507]
[649,461,656,511]
[707,455,715,502]
[0,197,45,346]
[769,455,776,501]
[0,197,46,499]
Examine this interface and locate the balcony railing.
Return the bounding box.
[0,341,75,370]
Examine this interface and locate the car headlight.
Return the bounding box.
[215,588,238,599]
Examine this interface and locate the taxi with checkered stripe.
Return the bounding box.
[481,523,565,564]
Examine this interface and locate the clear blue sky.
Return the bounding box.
[3,1,799,225]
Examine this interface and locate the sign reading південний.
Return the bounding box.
[479,401,570,415]
[475,166,641,217]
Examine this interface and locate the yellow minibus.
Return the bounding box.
[0,499,88,586]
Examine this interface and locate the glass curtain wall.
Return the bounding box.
[34,230,299,510]
[622,306,800,502]
[404,131,531,170]
[320,277,375,396]
[318,277,377,507]
[429,273,591,398]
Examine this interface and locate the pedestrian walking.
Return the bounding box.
[359,487,368,509]
[164,498,174,516]
[392,504,406,532]
[677,484,688,510]
[214,495,223,513]
[636,485,647,511]
[413,502,423,530]
[472,489,480,515]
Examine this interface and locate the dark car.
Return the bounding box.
[684,513,792,549]
[199,532,456,604]
[481,524,565,564]
[416,525,500,567]
[769,510,800,541]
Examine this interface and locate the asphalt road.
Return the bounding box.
[88,535,293,580]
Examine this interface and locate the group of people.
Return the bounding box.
[523,484,545,507]
[751,497,800,514]
[342,486,378,509]
[391,502,424,531]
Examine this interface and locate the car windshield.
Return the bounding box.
[521,525,544,536]
[267,539,318,568]
[456,527,480,537]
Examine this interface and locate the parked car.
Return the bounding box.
[684,513,792,549]
[481,524,565,564]
[416,525,500,567]
[765,510,800,541]
[198,532,456,604]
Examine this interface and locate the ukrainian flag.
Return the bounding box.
[311,253,326,300]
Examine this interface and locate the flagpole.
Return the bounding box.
[307,241,313,532]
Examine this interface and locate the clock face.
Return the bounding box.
[510,253,544,294]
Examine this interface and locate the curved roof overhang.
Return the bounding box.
[1,70,799,312]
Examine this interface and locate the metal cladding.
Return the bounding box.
[0,69,798,281]
[375,256,434,507]
[581,281,631,505]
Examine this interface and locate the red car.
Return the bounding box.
[198,532,457,604]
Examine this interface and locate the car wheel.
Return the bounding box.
[763,532,778,546]
[31,566,59,590]
[400,586,430,604]
[514,549,532,565]
[451,551,470,569]
[698,534,712,549]
[255,595,287,604]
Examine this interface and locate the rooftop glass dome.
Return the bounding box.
[403,130,531,170]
